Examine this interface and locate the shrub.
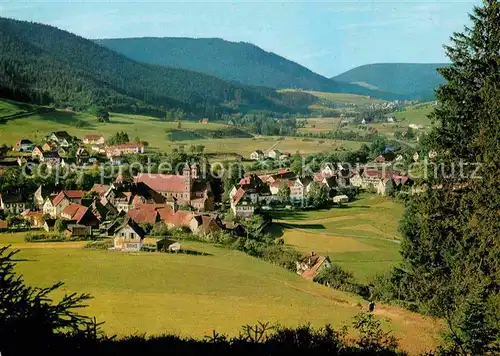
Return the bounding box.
[84,240,113,250]
[314,264,369,298]
[24,232,64,243]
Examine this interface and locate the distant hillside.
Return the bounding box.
[0,18,290,115]
[333,63,449,101]
[95,37,405,100]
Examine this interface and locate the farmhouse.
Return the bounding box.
[39,151,61,166]
[43,190,85,218]
[268,149,281,160]
[75,147,90,165]
[90,184,111,198]
[48,131,75,147]
[0,192,29,214]
[21,210,44,228]
[127,207,161,225]
[102,182,166,213]
[134,165,213,212]
[296,252,332,281]
[33,185,56,208]
[42,142,57,152]
[31,146,44,160]
[106,143,145,158]
[65,224,92,238]
[83,135,105,145]
[231,187,255,218]
[60,203,99,227]
[189,215,223,236]
[113,218,146,252]
[0,219,8,231]
[376,175,413,196]
[290,177,313,202]
[249,150,265,161]
[14,139,35,152]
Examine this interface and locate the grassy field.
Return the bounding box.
[279,89,386,107]
[272,194,404,283]
[297,117,343,133]
[305,91,387,106]
[0,109,364,156]
[392,103,435,127]
[1,232,441,354]
[0,99,37,117]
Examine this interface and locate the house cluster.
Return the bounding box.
[0,162,250,252]
[104,142,145,165]
[249,149,291,161]
[9,132,149,168]
[14,131,93,168]
[230,164,352,217]
[350,168,413,195]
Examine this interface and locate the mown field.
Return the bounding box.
[305,91,387,106]
[297,117,342,133]
[280,89,386,107]
[2,232,441,354]
[392,103,435,127]
[272,194,404,283]
[0,106,364,157]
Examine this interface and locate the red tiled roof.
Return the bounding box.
[65,190,84,199]
[52,192,66,207]
[157,207,194,228]
[52,190,84,207]
[127,208,159,225]
[301,255,329,281]
[91,184,110,196]
[61,204,88,224]
[232,187,246,206]
[135,173,189,193]
[238,176,251,185]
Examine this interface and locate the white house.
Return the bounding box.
[113,218,146,252]
[231,187,255,218]
[249,150,265,161]
[268,149,282,160]
[0,193,29,214]
[83,135,105,145]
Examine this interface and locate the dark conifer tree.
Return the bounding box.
[395,1,499,353]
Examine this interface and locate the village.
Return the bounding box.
[0,130,416,281]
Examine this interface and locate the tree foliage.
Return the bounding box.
[379,2,500,353]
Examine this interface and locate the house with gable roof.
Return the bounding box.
[48,131,75,148]
[249,150,265,161]
[43,190,84,218]
[296,252,332,281]
[231,187,255,218]
[113,217,146,252]
[60,203,99,227]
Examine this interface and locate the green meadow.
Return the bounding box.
[0,102,364,156]
[272,194,404,283]
[2,232,441,355]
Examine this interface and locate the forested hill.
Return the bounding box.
[0,18,289,114]
[95,37,404,100]
[333,63,449,101]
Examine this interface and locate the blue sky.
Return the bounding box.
[0,0,478,76]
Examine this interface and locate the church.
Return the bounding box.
[134,164,214,212]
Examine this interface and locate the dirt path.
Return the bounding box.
[8,242,87,249]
